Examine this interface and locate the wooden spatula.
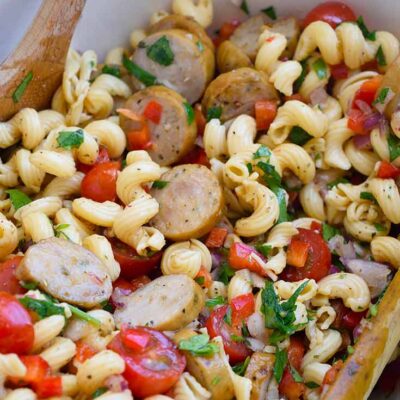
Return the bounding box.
[0,0,86,121]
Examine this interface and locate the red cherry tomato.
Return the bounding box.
[80,161,120,202]
[330,63,350,80]
[287,336,306,371]
[230,293,255,327]
[279,368,306,400]
[206,305,252,364]
[110,238,162,280]
[229,242,267,277]
[377,160,400,179]
[302,2,356,28]
[74,340,97,364]
[341,309,367,330]
[0,292,34,354]
[255,100,277,130]
[352,76,382,110]
[9,355,50,385]
[108,327,186,398]
[111,276,151,309]
[34,376,63,398]
[0,256,25,294]
[77,147,111,174]
[281,228,331,282]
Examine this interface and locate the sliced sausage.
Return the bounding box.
[245,352,275,400]
[121,86,197,166]
[16,237,112,308]
[266,17,301,58]
[377,55,400,118]
[131,29,215,103]
[150,164,223,240]
[114,274,205,330]
[217,40,252,73]
[202,67,279,122]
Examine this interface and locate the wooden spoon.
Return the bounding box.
[0,0,86,121]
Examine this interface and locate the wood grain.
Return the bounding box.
[0,0,85,121]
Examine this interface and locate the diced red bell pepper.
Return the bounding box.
[230,293,255,326]
[352,76,382,110]
[74,340,97,364]
[33,376,63,398]
[347,109,368,135]
[341,309,367,330]
[194,103,207,136]
[178,146,210,167]
[118,108,152,151]
[287,239,311,268]
[279,368,306,400]
[228,242,266,276]
[255,100,277,130]
[143,100,163,124]
[330,63,349,80]
[323,359,344,385]
[195,266,213,288]
[205,227,228,248]
[377,160,400,179]
[213,19,241,47]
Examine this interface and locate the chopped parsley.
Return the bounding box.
[240,0,250,14]
[218,261,235,284]
[54,223,71,240]
[373,87,390,105]
[289,126,312,146]
[360,192,377,203]
[322,223,340,241]
[57,129,84,149]
[246,163,253,173]
[387,131,400,161]
[92,387,108,398]
[146,36,174,66]
[293,59,308,92]
[100,300,113,313]
[205,296,226,309]
[273,348,288,383]
[356,16,376,41]
[123,55,157,86]
[20,281,39,290]
[347,345,355,355]
[178,334,219,356]
[255,244,272,258]
[327,177,349,189]
[19,297,66,319]
[312,58,328,80]
[196,41,205,52]
[253,145,272,159]
[232,356,251,376]
[183,101,195,125]
[206,106,222,122]
[152,180,169,189]
[262,6,277,20]
[195,276,205,285]
[101,64,121,78]
[12,71,33,103]
[290,365,304,383]
[374,223,386,232]
[376,45,386,66]
[306,381,320,389]
[6,189,32,210]
[224,306,232,326]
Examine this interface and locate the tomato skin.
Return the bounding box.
[80,161,120,202]
[206,305,252,364]
[347,109,367,135]
[108,327,186,398]
[341,309,367,330]
[194,104,207,136]
[286,239,311,268]
[205,227,228,248]
[287,336,305,371]
[229,243,267,277]
[303,2,356,28]
[34,376,63,398]
[74,340,97,364]
[255,100,277,130]
[177,145,210,167]
[330,63,349,79]
[0,256,25,294]
[195,267,213,289]
[323,359,344,385]
[281,228,331,282]
[230,293,255,326]
[0,292,34,354]
[77,147,110,174]
[110,238,162,280]
[279,368,306,400]
[377,160,400,179]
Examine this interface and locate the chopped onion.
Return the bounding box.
[195,135,204,148]
[379,117,389,136]
[105,375,129,392]
[355,99,372,115]
[363,112,382,130]
[310,86,328,106]
[210,250,224,270]
[329,264,341,275]
[247,312,268,342]
[246,337,266,352]
[391,110,400,134]
[328,236,356,259]
[353,134,372,150]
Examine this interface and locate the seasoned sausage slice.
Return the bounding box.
[267,17,301,58]
[202,67,279,122]
[131,29,215,103]
[16,237,112,308]
[217,40,252,73]
[121,86,197,166]
[114,274,205,331]
[150,164,223,240]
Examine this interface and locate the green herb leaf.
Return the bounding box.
[312,58,328,80]
[19,281,39,290]
[196,41,205,52]
[356,16,376,41]
[68,304,101,328]
[255,244,272,258]
[100,300,113,313]
[373,87,389,105]
[241,321,250,338]
[224,306,232,326]
[195,276,205,285]
[206,296,226,309]
[54,223,71,240]
[289,126,312,146]
[374,223,386,232]
[253,145,272,159]
[183,101,195,125]
[102,65,121,78]
[387,132,400,161]
[6,189,32,210]
[179,334,219,356]
[360,192,376,203]
[57,129,84,149]
[262,6,277,20]
[211,376,221,385]
[369,303,378,317]
[19,297,65,319]
[327,177,349,189]
[232,356,251,376]
[240,0,250,14]
[376,45,386,66]
[92,387,108,398]
[290,365,304,383]
[231,334,246,342]
[257,161,281,187]
[272,186,288,224]
[123,55,157,86]
[12,71,33,103]
[146,36,175,66]
[218,261,235,284]
[152,180,169,189]
[246,163,253,173]
[293,59,308,92]
[322,223,340,241]
[273,348,288,383]
[206,106,222,122]
[306,381,320,389]
[347,345,355,355]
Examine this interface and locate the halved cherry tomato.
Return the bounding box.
[228,242,267,277]
[281,228,331,282]
[34,376,63,398]
[77,147,110,174]
[287,239,311,268]
[230,293,255,327]
[110,238,162,280]
[323,359,344,385]
[74,340,97,364]
[206,305,252,363]
[213,19,241,47]
[302,2,356,28]
[377,160,400,179]
[287,336,306,371]
[0,292,34,354]
[310,220,322,234]
[255,100,277,130]
[352,76,382,110]
[194,104,207,136]
[347,109,368,135]
[0,256,24,294]
[330,63,349,80]
[341,309,367,330]
[143,100,163,124]
[205,227,228,248]
[279,368,306,400]
[195,267,213,289]
[108,327,186,398]
[177,145,210,167]
[80,161,120,202]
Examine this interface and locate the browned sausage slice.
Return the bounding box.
[16,237,112,308]
[131,29,215,103]
[267,17,301,58]
[216,40,252,73]
[121,86,197,166]
[150,164,223,240]
[202,67,279,122]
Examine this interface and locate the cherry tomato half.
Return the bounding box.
[80,161,120,203]
[108,327,186,398]
[111,276,151,309]
[303,2,356,28]
[279,368,306,400]
[177,145,210,167]
[0,292,34,354]
[281,228,331,282]
[110,238,162,280]
[0,256,25,294]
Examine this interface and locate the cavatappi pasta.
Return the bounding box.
[1,1,400,399]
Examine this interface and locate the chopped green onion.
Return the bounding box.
[206,106,222,122]
[183,101,195,125]
[356,16,376,41]
[262,6,277,20]
[68,304,101,328]
[123,55,157,86]
[240,0,250,15]
[146,36,175,66]
[6,189,32,210]
[312,58,328,80]
[376,45,386,66]
[102,64,121,78]
[12,71,33,103]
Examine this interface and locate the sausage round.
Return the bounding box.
[216,40,252,73]
[150,164,224,240]
[121,86,197,166]
[16,237,112,309]
[202,67,279,122]
[131,29,215,103]
[114,274,205,331]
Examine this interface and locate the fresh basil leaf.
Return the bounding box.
[387,132,400,161]
[206,106,222,122]
[257,161,282,187]
[273,348,288,383]
[232,356,251,376]
[102,64,121,78]
[206,296,226,309]
[224,306,232,326]
[376,45,386,66]
[183,101,195,125]
[289,126,312,146]
[253,145,272,159]
[6,189,32,210]
[218,261,235,284]
[123,55,157,86]
[306,381,320,389]
[240,0,249,14]
[290,365,304,383]
[92,387,108,398]
[312,58,328,80]
[152,180,169,189]
[255,244,272,258]
[373,87,389,105]
[293,59,308,92]
[57,129,84,149]
[178,334,219,356]
[19,297,65,319]
[262,6,277,20]
[327,177,349,189]
[322,223,340,241]
[146,36,174,66]
[356,16,376,41]
[360,192,377,203]
[12,71,33,103]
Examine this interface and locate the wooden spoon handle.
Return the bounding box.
[0,0,86,121]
